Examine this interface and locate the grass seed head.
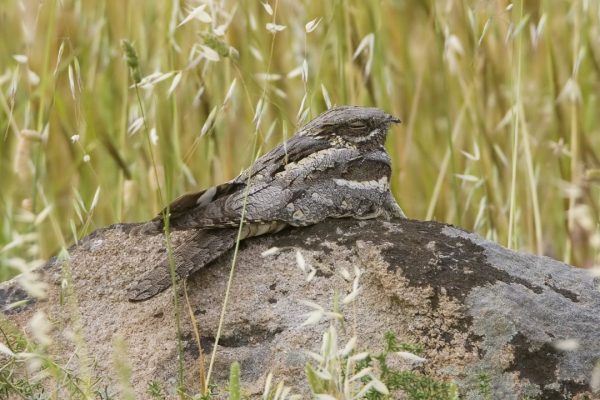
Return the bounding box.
[121,39,141,84]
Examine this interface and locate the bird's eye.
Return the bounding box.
[348,121,368,130]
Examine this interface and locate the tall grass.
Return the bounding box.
[2,2,600,397]
[1,0,599,277]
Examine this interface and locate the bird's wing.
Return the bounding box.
[157,135,332,230]
[160,181,243,222]
[242,134,332,178]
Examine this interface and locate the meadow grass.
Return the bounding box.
[0,0,600,397]
[1,0,599,279]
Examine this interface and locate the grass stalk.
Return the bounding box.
[565,4,582,264]
[507,0,525,250]
[205,0,281,391]
[183,281,207,393]
[519,105,543,255]
[426,105,467,220]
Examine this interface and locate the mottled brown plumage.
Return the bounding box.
[128,106,404,301]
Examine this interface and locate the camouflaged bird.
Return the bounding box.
[128,106,405,301]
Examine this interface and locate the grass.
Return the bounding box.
[1,0,600,398]
[1,1,600,278]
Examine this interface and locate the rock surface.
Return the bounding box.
[1,218,599,399]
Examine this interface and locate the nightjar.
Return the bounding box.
[128,105,404,301]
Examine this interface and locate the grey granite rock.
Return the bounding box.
[1,218,598,399]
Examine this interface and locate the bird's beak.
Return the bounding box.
[388,115,401,124]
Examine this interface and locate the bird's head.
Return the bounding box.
[299,105,401,148]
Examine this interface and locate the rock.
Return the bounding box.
[1,218,599,399]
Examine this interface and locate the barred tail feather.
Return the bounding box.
[127,229,238,301]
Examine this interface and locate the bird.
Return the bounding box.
[127,105,405,301]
